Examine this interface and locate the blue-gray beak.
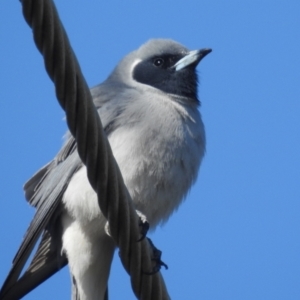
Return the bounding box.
[174,48,212,71]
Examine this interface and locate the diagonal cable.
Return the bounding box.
[21,0,170,299]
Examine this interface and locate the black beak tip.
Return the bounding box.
[199,48,212,58]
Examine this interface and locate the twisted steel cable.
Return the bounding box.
[21,0,170,299]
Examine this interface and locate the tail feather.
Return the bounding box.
[0,230,67,300]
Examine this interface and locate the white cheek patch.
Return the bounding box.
[130,58,142,77]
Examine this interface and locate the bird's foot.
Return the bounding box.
[143,237,168,275]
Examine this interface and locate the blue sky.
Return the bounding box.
[1,1,300,299]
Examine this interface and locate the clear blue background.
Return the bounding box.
[1,1,299,299]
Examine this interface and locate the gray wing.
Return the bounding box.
[0,84,126,300]
[0,137,82,300]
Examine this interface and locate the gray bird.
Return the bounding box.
[0,39,211,300]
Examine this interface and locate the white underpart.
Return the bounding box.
[62,168,115,300]
[61,85,205,300]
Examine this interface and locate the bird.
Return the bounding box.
[0,39,211,300]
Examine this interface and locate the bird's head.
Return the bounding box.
[109,39,211,104]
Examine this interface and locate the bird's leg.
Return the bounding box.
[136,210,150,242]
[104,209,150,241]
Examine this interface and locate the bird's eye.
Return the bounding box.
[153,58,164,67]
